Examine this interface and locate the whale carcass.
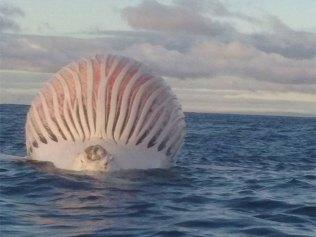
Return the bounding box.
[25,55,186,172]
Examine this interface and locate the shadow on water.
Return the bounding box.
[1,104,316,237]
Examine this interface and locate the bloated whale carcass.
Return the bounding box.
[25,55,186,172]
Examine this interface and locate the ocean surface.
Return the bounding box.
[0,104,315,237]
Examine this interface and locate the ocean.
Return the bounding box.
[0,104,315,237]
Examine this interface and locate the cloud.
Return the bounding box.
[0,34,125,72]
[0,3,24,32]
[2,32,315,86]
[122,0,234,37]
[122,0,316,59]
[119,0,316,84]
[246,16,316,59]
[0,0,314,116]
[176,88,316,116]
[1,1,315,88]
[121,41,316,84]
[174,0,260,23]
[2,70,315,116]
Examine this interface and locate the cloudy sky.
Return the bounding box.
[1,0,315,116]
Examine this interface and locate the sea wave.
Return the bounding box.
[0,104,315,236]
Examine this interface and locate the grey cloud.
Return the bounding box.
[121,41,316,85]
[174,0,260,23]
[242,16,316,60]
[1,31,315,86]
[0,32,161,72]
[119,0,316,84]
[122,0,234,37]
[122,0,316,60]
[1,0,315,88]
[86,29,201,54]
[0,34,115,72]
[1,0,315,116]
[0,3,24,32]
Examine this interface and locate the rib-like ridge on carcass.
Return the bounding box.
[25,55,186,171]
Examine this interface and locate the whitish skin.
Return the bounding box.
[72,145,113,172]
[25,55,186,172]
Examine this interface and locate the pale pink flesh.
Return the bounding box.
[27,55,185,159]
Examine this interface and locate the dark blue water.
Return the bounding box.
[0,104,315,237]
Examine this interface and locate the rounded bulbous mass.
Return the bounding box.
[25,55,186,172]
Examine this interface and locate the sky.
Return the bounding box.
[1,0,316,116]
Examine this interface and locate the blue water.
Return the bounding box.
[0,104,315,237]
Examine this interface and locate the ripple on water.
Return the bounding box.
[1,105,316,237]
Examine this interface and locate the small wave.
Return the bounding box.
[238,227,310,237]
[1,105,316,236]
[227,197,297,211]
[272,178,314,189]
[287,206,316,218]
[255,213,309,224]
